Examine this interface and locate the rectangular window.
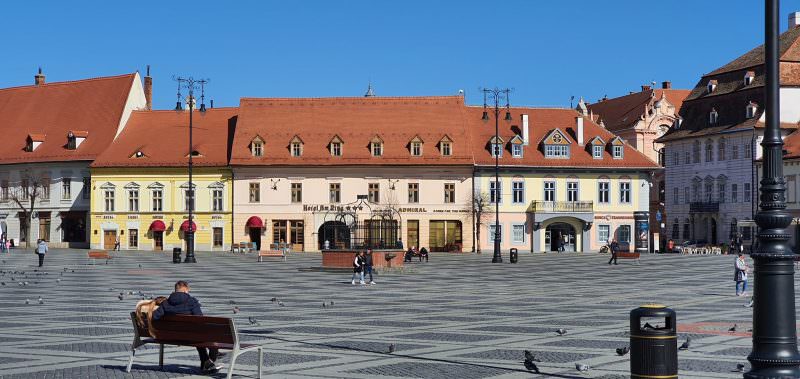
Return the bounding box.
[788,176,797,203]
[490,181,502,203]
[594,145,603,159]
[411,142,422,156]
[612,145,623,159]
[598,181,610,203]
[692,184,700,202]
[732,144,739,159]
[184,189,194,211]
[544,145,569,158]
[104,189,115,212]
[249,182,260,203]
[598,224,610,243]
[371,142,382,157]
[544,181,556,202]
[329,183,341,203]
[672,151,678,166]
[128,229,138,249]
[705,183,713,202]
[617,225,631,243]
[212,189,224,211]
[512,181,524,204]
[685,187,690,204]
[291,183,302,203]
[567,181,579,202]
[252,142,263,157]
[368,183,380,203]
[441,142,452,156]
[444,183,456,203]
[491,143,502,157]
[732,184,738,203]
[152,189,163,212]
[331,142,342,156]
[673,187,679,204]
[744,183,751,202]
[718,183,726,203]
[213,227,223,247]
[291,142,302,157]
[512,224,525,243]
[128,189,139,212]
[62,178,71,200]
[408,183,419,203]
[41,178,50,200]
[684,150,691,164]
[744,144,752,158]
[620,182,631,203]
[512,144,523,157]
[0,180,7,201]
[82,177,91,199]
[21,179,29,200]
[488,224,502,244]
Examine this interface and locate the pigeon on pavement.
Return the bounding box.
[38,297,43,305]
[118,293,124,301]
[729,324,737,333]
[679,337,692,350]
[524,350,541,362]
[388,343,396,354]
[248,317,259,325]
[616,346,630,356]
[735,363,746,372]
[524,359,540,373]
[555,328,567,336]
[232,306,240,314]
[575,363,590,373]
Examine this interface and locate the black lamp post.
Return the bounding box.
[174,76,209,264]
[482,87,512,263]
[746,1,800,377]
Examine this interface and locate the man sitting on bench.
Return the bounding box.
[153,280,223,374]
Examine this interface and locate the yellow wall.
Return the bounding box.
[89,167,232,251]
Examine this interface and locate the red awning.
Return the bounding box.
[149,220,166,232]
[180,220,197,232]
[246,216,264,228]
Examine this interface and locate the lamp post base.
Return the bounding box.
[183,231,197,263]
[492,239,502,263]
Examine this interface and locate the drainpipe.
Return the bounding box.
[471,168,476,253]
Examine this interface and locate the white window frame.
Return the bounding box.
[491,143,502,158]
[212,188,224,211]
[619,181,631,204]
[598,224,610,243]
[411,142,422,156]
[512,181,524,204]
[612,145,623,159]
[371,142,383,157]
[488,224,502,244]
[62,178,71,200]
[544,181,556,202]
[512,144,523,158]
[291,142,302,157]
[593,145,603,159]
[441,142,452,156]
[331,142,342,156]
[511,223,525,244]
[598,181,610,204]
[252,141,263,157]
[128,189,139,212]
[490,180,502,204]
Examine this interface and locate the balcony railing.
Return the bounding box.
[528,200,593,213]
[689,201,720,213]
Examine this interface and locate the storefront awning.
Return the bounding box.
[246,216,264,229]
[149,220,166,232]
[180,220,197,232]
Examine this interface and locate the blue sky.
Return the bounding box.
[0,1,793,109]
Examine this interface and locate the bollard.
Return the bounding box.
[172,247,182,264]
[630,304,677,378]
[509,248,518,263]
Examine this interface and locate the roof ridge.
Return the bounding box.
[132,107,239,113]
[240,95,463,102]
[0,73,137,93]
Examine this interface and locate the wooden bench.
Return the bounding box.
[87,250,111,265]
[258,250,286,262]
[126,312,264,379]
[616,251,641,264]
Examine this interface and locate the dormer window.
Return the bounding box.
[744,71,755,86]
[329,135,344,157]
[489,136,504,157]
[746,102,758,119]
[66,130,87,150]
[709,108,719,125]
[509,135,524,158]
[438,135,453,157]
[250,136,264,157]
[542,129,570,159]
[134,151,145,158]
[370,135,384,157]
[409,135,424,157]
[707,80,718,93]
[613,146,623,159]
[290,135,303,157]
[593,145,603,159]
[609,136,624,160]
[26,134,45,152]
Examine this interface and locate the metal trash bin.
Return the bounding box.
[630,304,677,378]
[509,248,518,263]
[172,247,182,264]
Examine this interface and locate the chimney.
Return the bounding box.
[791,12,800,28]
[34,67,45,85]
[641,85,651,91]
[143,65,153,110]
[522,114,529,146]
[662,81,671,89]
[210,99,214,109]
[576,116,584,146]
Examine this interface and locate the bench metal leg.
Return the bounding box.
[258,347,263,378]
[125,347,136,373]
[227,350,239,379]
[258,256,262,262]
[158,344,164,369]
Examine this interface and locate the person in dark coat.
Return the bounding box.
[419,247,429,262]
[364,249,375,285]
[405,246,415,262]
[153,281,222,374]
[351,251,365,285]
[608,239,618,265]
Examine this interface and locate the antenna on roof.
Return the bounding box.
[570,95,575,108]
[364,80,375,97]
[146,65,150,77]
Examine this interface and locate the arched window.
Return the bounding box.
[693,140,701,163]
[709,108,719,125]
[705,139,714,162]
[672,218,679,240]
[718,138,726,161]
[683,218,690,240]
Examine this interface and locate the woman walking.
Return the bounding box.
[35,239,48,267]
[351,251,365,285]
[734,252,748,296]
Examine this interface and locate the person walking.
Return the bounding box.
[153,281,223,374]
[114,236,121,251]
[35,239,48,267]
[364,249,375,285]
[351,251,365,285]
[735,252,749,296]
[607,239,618,265]
[0,234,6,254]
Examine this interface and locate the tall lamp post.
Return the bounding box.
[746,1,800,377]
[481,87,512,263]
[174,76,209,264]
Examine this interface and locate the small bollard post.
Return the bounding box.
[630,304,678,378]
[172,247,182,264]
[509,248,518,263]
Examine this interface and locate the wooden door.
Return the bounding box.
[103,230,116,250]
[153,232,163,251]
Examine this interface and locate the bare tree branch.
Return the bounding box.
[465,189,494,253]
[7,170,46,247]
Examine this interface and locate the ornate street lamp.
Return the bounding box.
[481,87,512,263]
[174,76,209,263]
[746,1,800,377]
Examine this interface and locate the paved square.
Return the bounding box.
[0,250,784,378]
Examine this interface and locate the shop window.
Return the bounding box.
[598,224,610,243]
[617,225,631,243]
[213,227,223,247]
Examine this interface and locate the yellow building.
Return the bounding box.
[89,108,236,251]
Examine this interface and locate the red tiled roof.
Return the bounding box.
[468,106,659,169]
[69,130,89,138]
[708,26,800,75]
[784,130,800,159]
[0,73,138,163]
[587,89,689,132]
[91,108,237,168]
[230,96,474,166]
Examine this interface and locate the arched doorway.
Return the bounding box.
[711,218,718,245]
[319,221,350,250]
[546,222,576,252]
[246,216,264,250]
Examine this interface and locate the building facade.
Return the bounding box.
[89,108,236,251]
[470,107,657,253]
[0,71,147,247]
[659,21,800,247]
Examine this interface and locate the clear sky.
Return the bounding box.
[1,1,795,109]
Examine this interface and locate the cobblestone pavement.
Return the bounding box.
[0,249,784,378]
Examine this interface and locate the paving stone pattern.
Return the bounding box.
[0,249,786,378]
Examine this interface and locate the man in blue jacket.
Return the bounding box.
[153,280,222,374]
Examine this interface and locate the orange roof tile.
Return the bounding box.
[0,74,138,163]
[91,108,237,168]
[587,89,689,132]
